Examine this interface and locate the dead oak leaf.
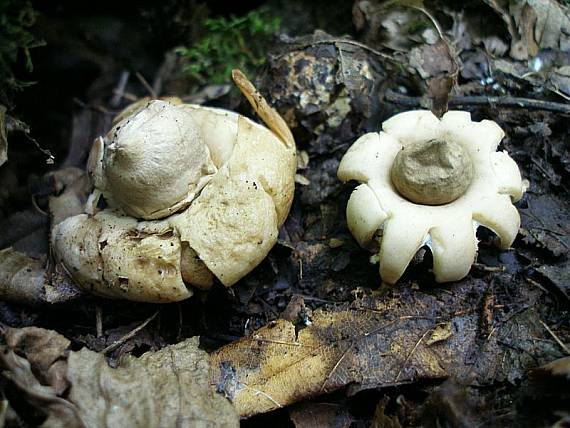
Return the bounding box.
[66,337,238,428]
[211,278,559,418]
[1,331,239,428]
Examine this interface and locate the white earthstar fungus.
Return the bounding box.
[338,110,526,285]
[51,70,297,303]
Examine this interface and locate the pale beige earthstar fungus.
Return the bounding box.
[51,70,297,303]
[338,110,527,285]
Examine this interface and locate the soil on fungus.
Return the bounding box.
[1,0,569,427]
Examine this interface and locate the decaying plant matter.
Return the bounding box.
[51,70,296,303]
[338,110,527,284]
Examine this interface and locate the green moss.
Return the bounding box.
[176,9,280,86]
[0,0,44,105]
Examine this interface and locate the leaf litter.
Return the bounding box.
[0,0,569,426]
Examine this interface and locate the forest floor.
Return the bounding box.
[0,0,569,426]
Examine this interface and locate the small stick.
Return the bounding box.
[102,310,159,354]
[247,386,282,408]
[395,328,432,382]
[95,306,103,338]
[294,39,398,63]
[135,71,157,99]
[110,71,130,107]
[472,263,506,273]
[386,90,570,114]
[539,320,570,355]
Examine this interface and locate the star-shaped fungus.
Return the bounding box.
[338,110,526,285]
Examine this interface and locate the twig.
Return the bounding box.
[250,336,307,348]
[539,320,570,355]
[386,90,570,114]
[110,71,130,107]
[111,90,138,102]
[177,303,183,341]
[395,328,433,382]
[410,4,444,40]
[102,310,159,354]
[472,263,506,273]
[135,71,156,99]
[290,39,399,64]
[292,294,337,304]
[72,98,114,115]
[320,342,353,392]
[95,306,103,338]
[7,117,56,164]
[246,385,282,408]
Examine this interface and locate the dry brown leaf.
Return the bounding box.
[67,337,239,428]
[0,166,91,305]
[1,329,239,428]
[511,0,570,52]
[353,1,437,51]
[5,326,70,389]
[0,347,85,427]
[408,40,458,117]
[211,278,557,417]
[520,193,570,257]
[488,0,570,59]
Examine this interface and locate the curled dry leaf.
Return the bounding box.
[1,328,239,428]
[0,346,84,427]
[52,70,297,303]
[211,278,555,418]
[4,326,71,395]
[66,337,238,428]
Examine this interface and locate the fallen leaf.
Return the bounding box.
[67,337,239,428]
[0,248,48,305]
[520,194,570,257]
[408,40,458,117]
[5,326,70,377]
[511,0,570,52]
[487,0,570,59]
[537,260,570,299]
[0,347,85,427]
[1,330,239,428]
[211,277,558,417]
[353,1,437,51]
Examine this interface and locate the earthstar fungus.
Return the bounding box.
[338,110,526,284]
[52,70,297,303]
